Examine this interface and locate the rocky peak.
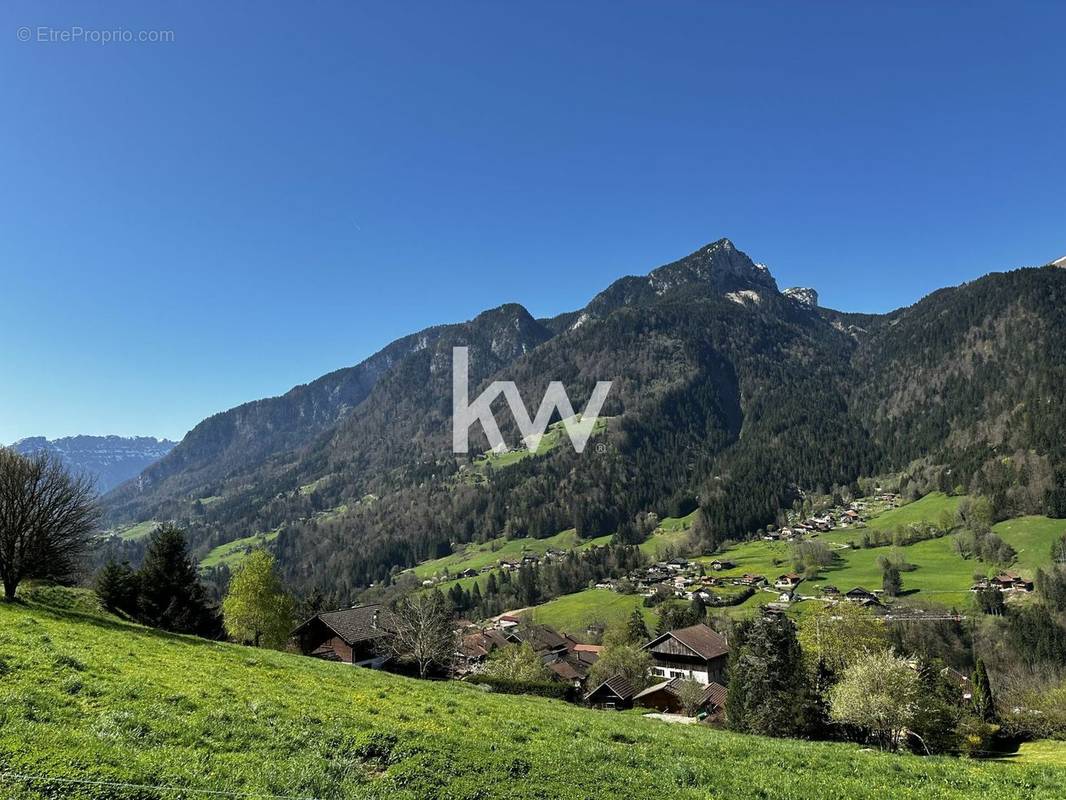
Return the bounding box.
[647,238,778,294]
[783,287,819,308]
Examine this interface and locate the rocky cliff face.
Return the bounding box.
[11,435,176,494]
[783,287,819,307]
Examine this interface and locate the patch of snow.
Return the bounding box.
[570,312,590,331]
[726,289,761,306]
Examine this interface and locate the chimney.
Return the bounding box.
[372,610,379,629]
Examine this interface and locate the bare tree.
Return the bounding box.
[388,592,457,678]
[0,449,98,601]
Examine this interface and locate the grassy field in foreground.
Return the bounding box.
[2,599,1065,800]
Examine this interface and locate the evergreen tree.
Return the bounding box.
[689,594,707,624]
[94,560,139,616]
[726,615,814,738]
[138,525,217,636]
[625,608,649,644]
[882,564,902,597]
[972,658,996,722]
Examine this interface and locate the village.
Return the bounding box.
[291,600,734,720]
[285,491,1035,724]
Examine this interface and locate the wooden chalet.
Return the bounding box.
[291,604,395,667]
[774,573,802,590]
[584,674,636,710]
[843,587,881,606]
[642,623,729,685]
[634,677,728,721]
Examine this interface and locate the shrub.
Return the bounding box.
[464,674,578,702]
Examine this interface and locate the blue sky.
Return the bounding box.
[1,2,1064,443]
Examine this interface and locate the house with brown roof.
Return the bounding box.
[291,605,396,667]
[774,573,802,590]
[634,677,728,721]
[584,674,636,709]
[642,623,730,685]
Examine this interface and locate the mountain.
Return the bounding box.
[11,435,176,494]
[99,239,1066,598]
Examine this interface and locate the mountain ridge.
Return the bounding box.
[97,242,1066,599]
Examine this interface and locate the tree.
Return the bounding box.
[972,658,996,722]
[727,615,815,738]
[587,638,653,690]
[0,449,98,601]
[624,608,649,644]
[483,642,550,682]
[974,586,1006,615]
[390,592,456,678]
[676,677,706,717]
[222,550,296,648]
[797,602,888,673]
[882,564,902,597]
[138,525,217,635]
[94,560,139,615]
[829,651,919,750]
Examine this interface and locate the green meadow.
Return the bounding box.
[639,510,698,558]
[112,520,163,542]
[411,529,612,580]
[199,529,281,570]
[3,596,1064,800]
[528,588,657,632]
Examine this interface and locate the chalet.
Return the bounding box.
[710,559,737,571]
[972,572,1034,593]
[821,585,840,596]
[584,674,636,710]
[457,568,478,579]
[454,628,510,675]
[507,623,571,656]
[544,648,600,687]
[774,573,802,591]
[996,572,1034,592]
[291,605,395,667]
[634,677,728,721]
[735,573,765,587]
[843,587,880,606]
[642,623,730,685]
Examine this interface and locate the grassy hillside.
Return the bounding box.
[528,588,656,632]
[200,529,280,569]
[2,599,1065,800]
[410,529,612,580]
[994,516,1066,574]
[639,511,698,558]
